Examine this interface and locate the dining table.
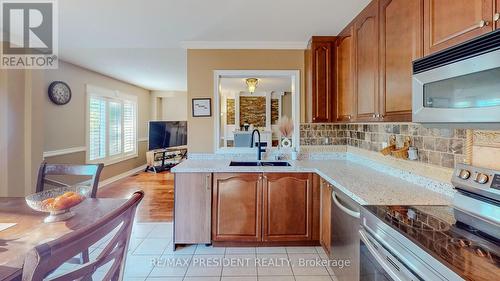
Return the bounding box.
[0,197,127,281]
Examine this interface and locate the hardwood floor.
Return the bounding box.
[98,171,173,222]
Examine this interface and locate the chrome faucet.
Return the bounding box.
[250,129,265,161]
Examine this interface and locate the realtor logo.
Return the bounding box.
[1,0,58,69]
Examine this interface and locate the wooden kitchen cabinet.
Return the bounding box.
[262,173,313,241]
[496,0,500,29]
[423,0,494,55]
[354,0,379,122]
[305,36,336,123]
[379,0,423,122]
[335,25,356,122]
[212,173,262,242]
[174,173,212,244]
[320,179,333,255]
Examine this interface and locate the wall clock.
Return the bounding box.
[48,81,72,105]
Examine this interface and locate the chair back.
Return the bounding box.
[22,190,144,281]
[36,163,104,198]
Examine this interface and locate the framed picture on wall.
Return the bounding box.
[192,98,212,117]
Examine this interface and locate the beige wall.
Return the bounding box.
[42,61,151,181]
[43,61,150,151]
[0,68,45,197]
[151,91,188,121]
[187,49,305,153]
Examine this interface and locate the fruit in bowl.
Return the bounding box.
[26,186,91,223]
[41,191,85,211]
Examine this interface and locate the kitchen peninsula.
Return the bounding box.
[171,151,453,250]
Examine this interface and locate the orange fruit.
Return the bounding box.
[41,198,56,210]
[53,196,70,210]
[62,191,77,198]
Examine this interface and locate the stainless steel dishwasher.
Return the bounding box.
[330,188,361,281]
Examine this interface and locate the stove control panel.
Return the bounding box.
[452,163,500,202]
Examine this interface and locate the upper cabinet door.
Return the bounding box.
[424,0,494,55]
[306,37,336,123]
[355,0,379,121]
[312,40,334,123]
[335,26,356,122]
[379,0,423,122]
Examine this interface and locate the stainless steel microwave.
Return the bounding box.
[412,30,500,123]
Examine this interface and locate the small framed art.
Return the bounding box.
[192,98,212,117]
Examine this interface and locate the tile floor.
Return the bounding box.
[56,222,340,281]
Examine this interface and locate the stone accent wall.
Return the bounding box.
[240,96,266,127]
[271,99,279,125]
[226,98,235,125]
[300,123,470,168]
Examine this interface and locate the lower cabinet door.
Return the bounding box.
[212,173,262,242]
[262,173,313,241]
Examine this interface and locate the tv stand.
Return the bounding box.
[145,147,187,173]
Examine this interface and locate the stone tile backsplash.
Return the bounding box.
[300,123,468,168]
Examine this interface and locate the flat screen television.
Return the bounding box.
[148,121,187,150]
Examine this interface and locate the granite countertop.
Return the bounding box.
[171,156,453,206]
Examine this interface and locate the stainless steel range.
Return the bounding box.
[359,164,500,281]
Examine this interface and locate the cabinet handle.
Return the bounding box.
[479,20,490,27]
[372,114,376,118]
[347,115,351,120]
[494,13,500,22]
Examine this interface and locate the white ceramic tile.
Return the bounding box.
[123,255,155,277]
[145,277,184,281]
[132,223,156,238]
[288,253,329,276]
[145,278,182,281]
[185,254,224,277]
[183,277,220,281]
[222,277,258,281]
[128,237,144,253]
[295,276,333,281]
[225,247,256,255]
[286,246,318,254]
[194,244,226,255]
[148,223,174,238]
[258,276,294,281]
[222,254,257,276]
[255,254,293,276]
[148,255,191,277]
[123,277,146,281]
[162,242,197,255]
[315,246,327,256]
[255,247,286,254]
[133,238,171,255]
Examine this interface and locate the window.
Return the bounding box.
[87,85,138,165]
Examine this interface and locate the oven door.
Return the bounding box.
[359,229,421,281]
[412,48,500,123]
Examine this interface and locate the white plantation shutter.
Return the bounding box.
[88,97,106,161]
[108,101,122,156]
[87,86,138,164]
[123,101,136,153]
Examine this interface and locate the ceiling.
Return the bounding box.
[58,0,370,91]
[220,77,292,94]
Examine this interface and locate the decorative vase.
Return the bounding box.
[281,137,291,148]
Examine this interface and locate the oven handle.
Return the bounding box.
[332,191,360,219]
[359,229,405,281]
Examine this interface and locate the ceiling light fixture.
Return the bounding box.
[245,78,259,94]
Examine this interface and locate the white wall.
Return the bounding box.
[151,91,187,121]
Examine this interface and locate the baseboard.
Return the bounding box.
[99,164,147,188]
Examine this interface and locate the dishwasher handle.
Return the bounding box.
[332,191,360,219]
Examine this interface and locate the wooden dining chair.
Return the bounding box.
[36,162,104,198]
[21,190,144,281]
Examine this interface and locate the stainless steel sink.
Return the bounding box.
[229,161,292,167]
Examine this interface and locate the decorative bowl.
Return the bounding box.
[25,186,91,223]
